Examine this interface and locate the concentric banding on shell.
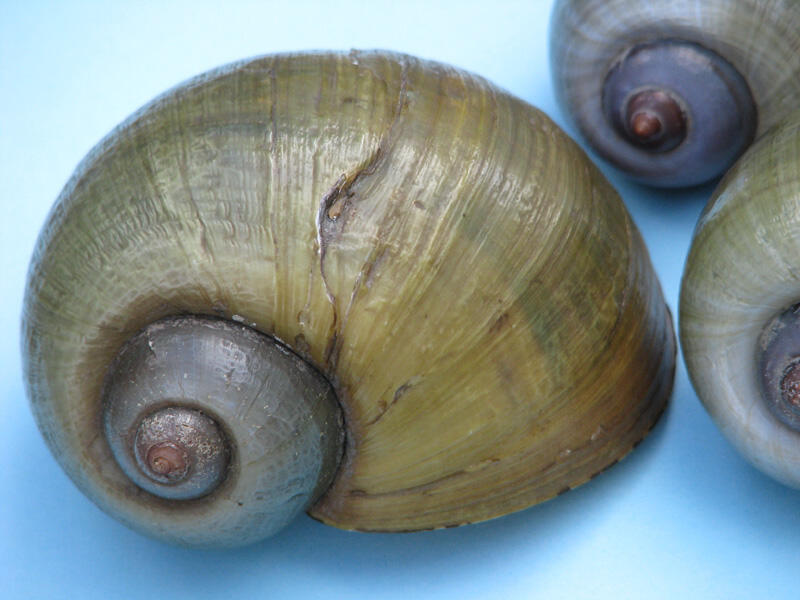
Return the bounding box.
[103,315,343,546]
[550,0,800,187]
[680,109,800,487]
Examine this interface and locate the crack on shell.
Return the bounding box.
[315,56,411,371]
[366,378,417,426]
[315,146,386,371]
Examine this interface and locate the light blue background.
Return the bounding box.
[1,1,797,598]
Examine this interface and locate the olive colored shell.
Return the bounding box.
[680,108,800,487]
[22,51,675,535]
[550,0,800,181]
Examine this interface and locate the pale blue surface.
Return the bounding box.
[1,1,798,598]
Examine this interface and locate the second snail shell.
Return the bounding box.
[550,0,800,186]
[22,51,675,546]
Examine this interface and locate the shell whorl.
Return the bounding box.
[550,0,800,186]
[22,51,675,545]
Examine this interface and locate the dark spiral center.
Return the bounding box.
[624,89,685,150]
[144,442,189,479]
[758,304,800,432]
[780,360,800,413]
[600,39,756,186]
[130,406,229,496]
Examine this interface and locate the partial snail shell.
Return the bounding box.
[680,107,800,487]
[549,0,800,187]
[22,51,676,548]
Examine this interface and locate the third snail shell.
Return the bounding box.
[681,107,800,488]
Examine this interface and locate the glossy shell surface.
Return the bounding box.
[22,51,675,540]
[680,108,800,487]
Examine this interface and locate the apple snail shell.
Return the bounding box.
[21,51,676,547]
[549,0,800,187]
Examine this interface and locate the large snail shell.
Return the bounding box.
[22,51,675,547]
[680,108,800,487]
[550,0,800,187]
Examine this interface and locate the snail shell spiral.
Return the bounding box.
[22,51,675,547]
[550,0,800,187]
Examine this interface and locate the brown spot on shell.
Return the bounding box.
[630,111,662,139]
[145,442,188,480]
[489,312,510,335]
